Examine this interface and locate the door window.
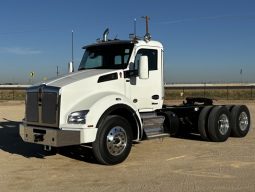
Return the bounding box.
[134,49,158,71]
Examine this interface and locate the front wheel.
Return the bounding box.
[92,115,133,165]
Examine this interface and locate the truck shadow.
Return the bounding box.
[0,120,55,158]
[173,132,205,142]
[0,119,99,163]
[57,145,98,164]
[0,120,206,163]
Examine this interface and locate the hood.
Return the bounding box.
[43,69,117,88]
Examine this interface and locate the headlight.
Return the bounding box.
[67,110,89,124]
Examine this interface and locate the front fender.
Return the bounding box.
[60,92,142,142]
[86,93,141,129]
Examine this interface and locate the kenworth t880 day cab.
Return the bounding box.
[20,27,251,165]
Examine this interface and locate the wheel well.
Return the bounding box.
[97,104,141,140]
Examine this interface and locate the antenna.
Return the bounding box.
[141,16,150,34]
[134,18,137,37]
[141,16,151,41]
[129,18,138,40]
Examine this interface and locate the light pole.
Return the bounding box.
[240,68,243,84]
[72,30,74,65]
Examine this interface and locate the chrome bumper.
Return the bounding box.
[20,124,81,147]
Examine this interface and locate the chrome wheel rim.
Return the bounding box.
[106,126,127,156]
[239,112,249,131]
[218,114,230,135]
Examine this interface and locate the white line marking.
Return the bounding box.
[166,155,186,161]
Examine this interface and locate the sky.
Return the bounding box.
[0,0,254,84]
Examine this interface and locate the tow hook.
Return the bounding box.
[44,145,52,151]
[34,134,44,142]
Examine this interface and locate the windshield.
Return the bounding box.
[78,43,134,70]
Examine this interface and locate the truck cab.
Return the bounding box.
[79,39,164,112]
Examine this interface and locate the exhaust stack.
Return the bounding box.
[68,61,74,73]
[103,28,109,42]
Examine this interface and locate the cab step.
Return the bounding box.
[141,112,169,139]
[146,133,170,140]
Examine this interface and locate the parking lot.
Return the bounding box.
[0,100,255,192]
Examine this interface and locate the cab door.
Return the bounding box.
[126,47,164,112]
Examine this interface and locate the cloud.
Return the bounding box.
[0,47,42,55]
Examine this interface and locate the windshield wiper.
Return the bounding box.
[78,67,86,71]
[78,66,105,70]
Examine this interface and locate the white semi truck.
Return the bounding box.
[20,25,251,165]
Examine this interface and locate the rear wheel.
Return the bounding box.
[230,105,250,137]
[198,106,213,141]
[226,105,235,112]
[92,115,133,165]
[208,106,231,142]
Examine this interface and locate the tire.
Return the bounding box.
[226,105,235,112]
[198,106,213,141]
[208,106,231,142]
[230,105,250,137]
[92,115,133,165]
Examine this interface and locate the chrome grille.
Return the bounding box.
[42,92,58,124]
[26,92,39,122]
[26,85,60,128]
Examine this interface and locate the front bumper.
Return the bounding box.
[20,124,81,147]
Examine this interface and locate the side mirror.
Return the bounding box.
[68,62,74,73]
[139,56,149,79]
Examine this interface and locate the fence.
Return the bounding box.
[165,84,255,100]
[0,84,255,101]
[0,86,27,100]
